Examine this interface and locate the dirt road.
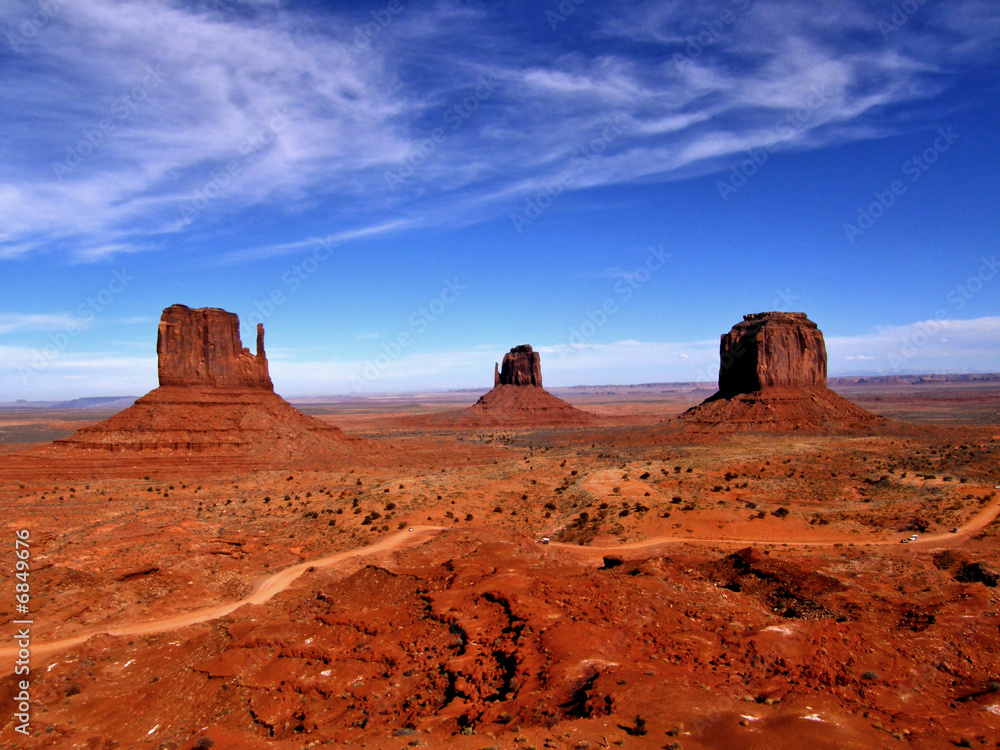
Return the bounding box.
[3,496,996,661]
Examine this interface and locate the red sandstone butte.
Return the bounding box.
[403,345,595,428]
[499,345,543,387]
[681,312,883,432]
[49,304,359,462]
[157,304,272,389]
[718,312,827,396]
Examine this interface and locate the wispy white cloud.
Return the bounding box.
[215,218,422,265]
[827,316,1000,373]
[0,313,89,334]
[0,0,996,261]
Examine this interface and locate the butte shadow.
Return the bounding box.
[678,312,885,433]
[49,304,364,463]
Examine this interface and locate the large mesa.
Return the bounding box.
[680,312,883,432]
[718,312,827,396]
[51,304,358,462]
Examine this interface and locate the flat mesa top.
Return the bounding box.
[509,344,534,353]
[164,304,235,315]
[741,311,810,323]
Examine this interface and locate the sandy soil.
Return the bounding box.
[0,380,998,749]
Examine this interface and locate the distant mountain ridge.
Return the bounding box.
[1,397,140,410]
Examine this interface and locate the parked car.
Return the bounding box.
[540,537,550,545]
[908,534,919,542]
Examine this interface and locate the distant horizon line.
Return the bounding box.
[3,371,998,406]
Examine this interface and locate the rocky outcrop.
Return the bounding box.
[499,345,542,387]
[54,304,361,463]
[718,312,826,396]
[402,345,594,428]
[681,312,883,433]
[157,305,272,389]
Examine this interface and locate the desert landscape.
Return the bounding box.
[3,2,999,748]
[0,306,997,750]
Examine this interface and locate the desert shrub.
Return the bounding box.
[632,715,647,736]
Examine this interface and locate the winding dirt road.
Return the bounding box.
[552,494,1000,557]
[0,526,443,661]
[3,495,997,662]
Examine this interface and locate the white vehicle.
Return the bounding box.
[908,534,919,542]
[408,528,414,532]
[540,537,550,545]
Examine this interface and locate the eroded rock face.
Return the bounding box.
[157,305,272,389]
[499,345,542,387]
[718,312,827,396]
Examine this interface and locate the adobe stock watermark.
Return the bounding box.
[351,279,465,390]
[716,83,834,202]
[51,65,164,182]
[843,126,958,244]
[352,0,404,49]
[18,269,133,384]
[384,73,499,192]
[879,0,930,40]
[510,115,626,234]
[546,0,588,30]
[206,0,245,11]
[6,0,61,53]
[671,0,754,70]
[771,287,800,312]
[693,288,800,382]
[12,528,32,737]
[244,235,340,328]
[178,107,290,224]
[887,255,998,371]
[568,244,671,347]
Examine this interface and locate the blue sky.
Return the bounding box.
[1,0,999,399]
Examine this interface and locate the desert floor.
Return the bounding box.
[0,380,998,749]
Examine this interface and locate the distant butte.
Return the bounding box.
[680,312,884,432]
[53,304,360,461]
[413,344,595,428]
